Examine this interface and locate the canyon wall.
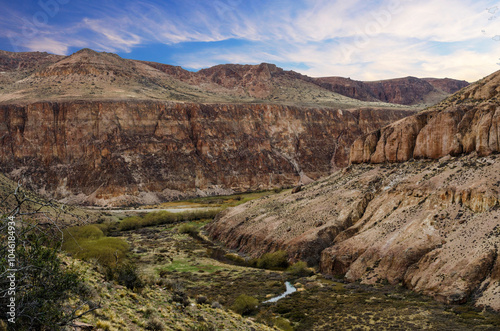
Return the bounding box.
[0,100,410,206]
[351,71,500,164]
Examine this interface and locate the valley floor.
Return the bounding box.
[75,200,500,330]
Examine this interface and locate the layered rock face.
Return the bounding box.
[0,101,409,206]
[351,70,500,163]
[207,69,500,311]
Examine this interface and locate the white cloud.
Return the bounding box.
[24,37,70,55]
[82,18,142,52]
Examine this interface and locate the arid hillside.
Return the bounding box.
[0,48,467,109]
[0,48,407,109]
[315,76,468,106]
[207,69,500,311]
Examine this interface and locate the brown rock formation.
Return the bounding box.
[0,100,410,206]
[0,50,63,73]
[315,76,469,106]
[351,70,500,164]
[423,77,470,94]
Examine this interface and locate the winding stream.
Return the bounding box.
[264,282,297,303]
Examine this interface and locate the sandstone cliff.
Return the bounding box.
[207,154,500,311]
[0,100,410,206]
[350,69,500,163]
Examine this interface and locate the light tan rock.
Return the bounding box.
[350,70,500,164]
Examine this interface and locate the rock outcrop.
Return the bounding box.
[0,100,410,206]
[350,70,500,163]
[207,155,500,310]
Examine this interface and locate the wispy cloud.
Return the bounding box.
[23,37,70,54]
[0,0,498,81]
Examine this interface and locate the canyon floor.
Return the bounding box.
[72,195,500,331]
[208,154,500,312]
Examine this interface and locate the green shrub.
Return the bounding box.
[64,224,104,240]
[178,223,199,236]
[62,226,129,267]
[1,232,82,330]
[109,263,143,290]
[224,253,247,266]
[256,250,289,270]
[119,216,143,231]
[231,294,259,315]
[119,209,221,231]
[287,261,314,277]
[274,317,294,331]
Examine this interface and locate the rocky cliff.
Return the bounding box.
[350,70,500,163]
[207,69,500,311]
[0,100,410,206]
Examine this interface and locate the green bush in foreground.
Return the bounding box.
[0,232,82,330]
[62,225,129,267]
[287,261,314,277]
[231,294,259,315]
[254,250,289,270]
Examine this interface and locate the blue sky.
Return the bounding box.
[1,0,500,81]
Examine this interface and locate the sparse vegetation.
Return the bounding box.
[231,294,259,315]
[287,261,314,277]
[251,250,289,270]
[119,209,222,231]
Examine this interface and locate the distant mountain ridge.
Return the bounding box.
[0,48,468,108]
[315,76,469,105]
[142,58,469,106]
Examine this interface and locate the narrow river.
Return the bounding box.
[264,282,297,303]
